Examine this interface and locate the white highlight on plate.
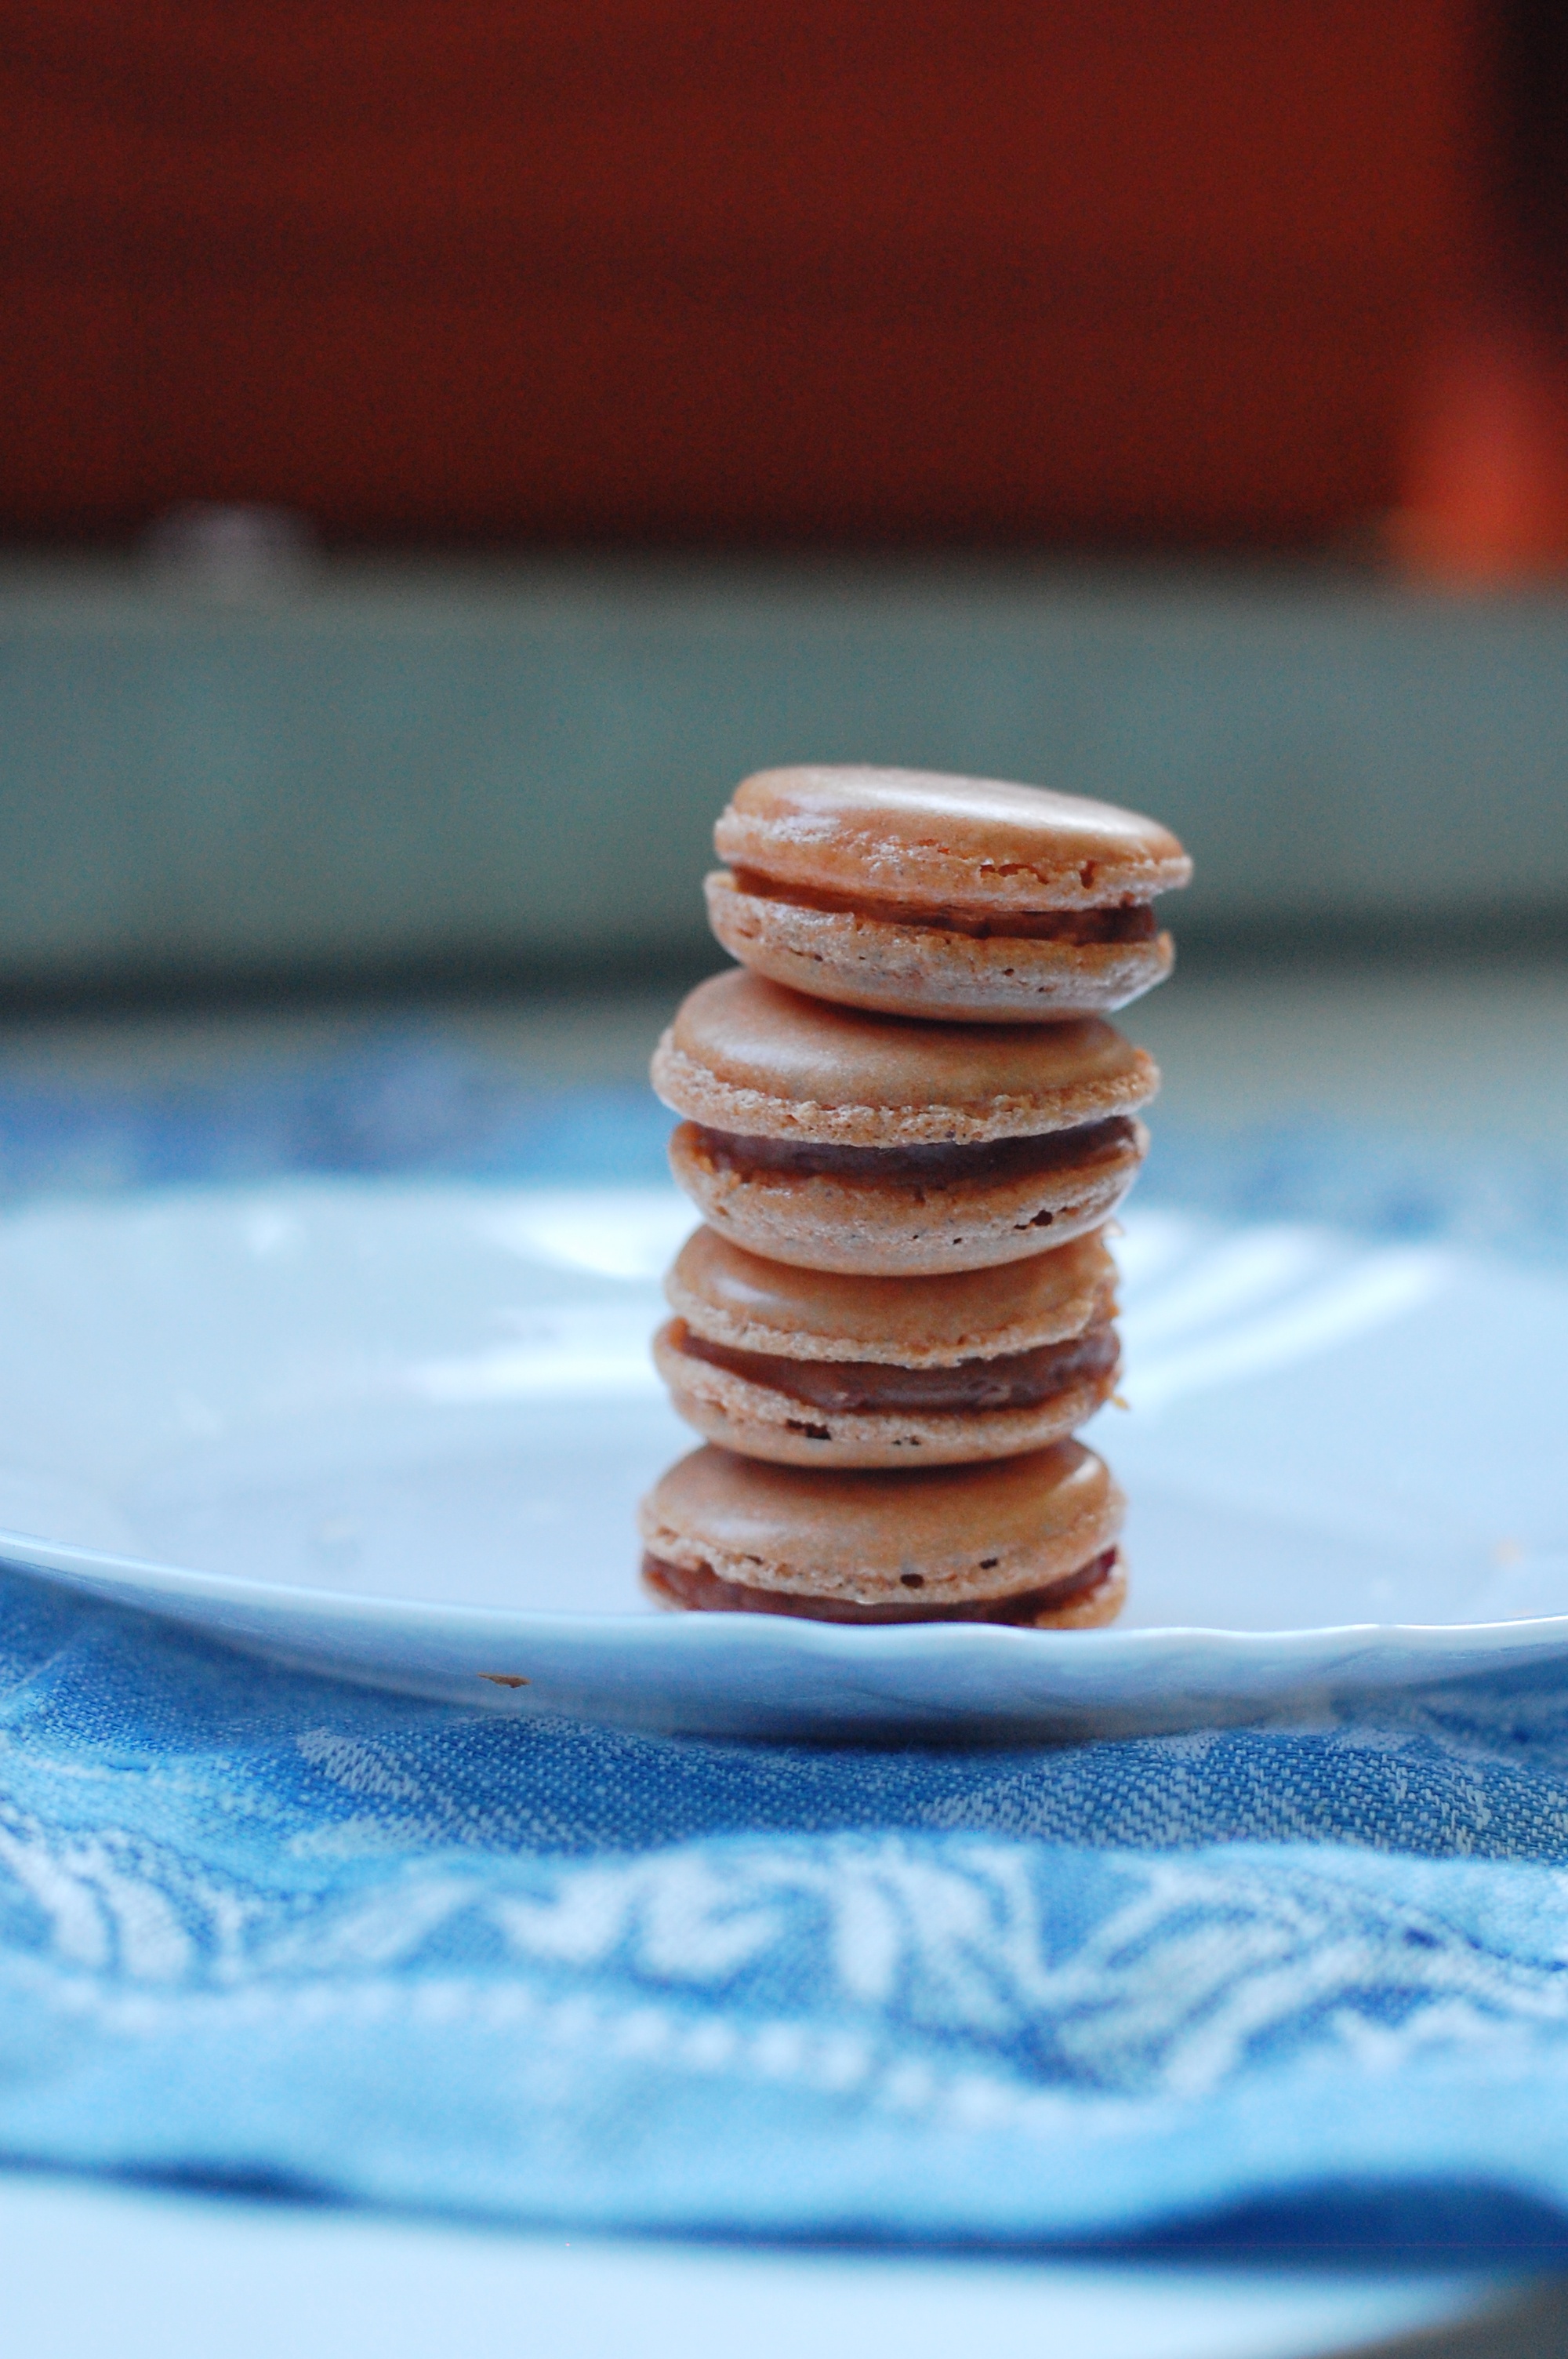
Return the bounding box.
[1120,1227,1334,1353]
[242,1208,304,1259]
[478,1191,697,1283]
[1101,1210,1196,1292]
[409,1306,663,1403]
[1119,1219,1452,1415]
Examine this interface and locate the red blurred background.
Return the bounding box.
[2,2,1563,565]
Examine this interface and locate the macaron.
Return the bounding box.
[706,765,1192,1023]
[652,969,1156,1275]
[638,1441,1127,1627]
[655,1224,1120,1467]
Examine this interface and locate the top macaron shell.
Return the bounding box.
[638,1439,1125,1608]
[652,970,1158,1147]
[715,766,1192,914]
[666,1223,1118,1365]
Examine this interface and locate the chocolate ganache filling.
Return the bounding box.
[642,1547,1121,1624]
[692,1114,1137,1186]
[730,869,1158,945]
[675,1318,1120,1416]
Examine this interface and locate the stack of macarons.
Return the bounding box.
[639,765,1190,1630]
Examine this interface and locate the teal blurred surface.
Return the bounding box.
[2,554,1566,991]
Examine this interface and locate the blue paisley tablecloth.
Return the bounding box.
[3,1027,1568,2259]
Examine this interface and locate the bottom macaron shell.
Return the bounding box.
[641,1547,1128,1630]
[668,1117,1146,1277]
[706,874,1174,1023]
[653,1319,1120,1467]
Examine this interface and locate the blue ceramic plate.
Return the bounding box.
[0,1180,1560,1739]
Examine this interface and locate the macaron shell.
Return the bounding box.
[653,1320,1120,1468]
[653,969,1158,1147]
[706,871,1174,1022]
[715,765,1191,913]
[669,1116,1145,1276]
[666,1223,1118,1363]
[642,1548,1127,1627]
[637,1439,1125,1607]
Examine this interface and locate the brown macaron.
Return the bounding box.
[652,969,1156,1276]
[707,765,1192,1023]
[638,1441,1127,1627]
[655,1225,1120,1467]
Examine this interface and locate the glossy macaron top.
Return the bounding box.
[666,1224,1117,1365]
[652,971,1158,1145]
[639,1440,1123,1605]
[714,765,1191,914]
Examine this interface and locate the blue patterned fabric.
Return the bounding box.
[3,1030,1568,2257]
